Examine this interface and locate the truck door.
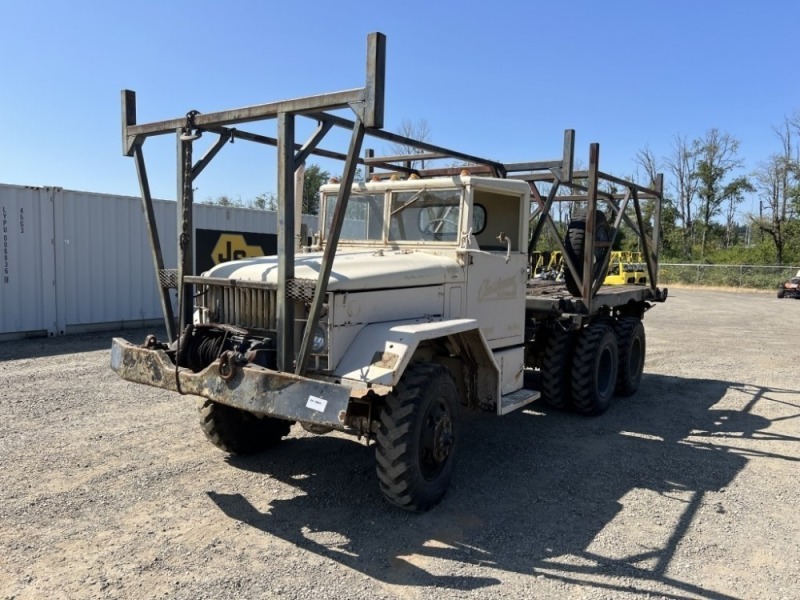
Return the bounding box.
[466,189,528,348]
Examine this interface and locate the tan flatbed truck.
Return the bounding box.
[111,33,667,511]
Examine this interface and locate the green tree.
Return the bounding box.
[752,118,800,264]
[664,134,699,260]
[302,164,330,215]
[721,176,754,247]
[693,129,750,258]
[202,194,245,207]
[253,192,277,211]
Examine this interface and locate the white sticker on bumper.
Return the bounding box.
[306,395,328,412]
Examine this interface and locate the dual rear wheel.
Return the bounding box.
[541,315,646,415]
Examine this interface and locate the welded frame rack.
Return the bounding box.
[121,31,663,375]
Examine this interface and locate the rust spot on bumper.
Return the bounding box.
[110,337,350,428]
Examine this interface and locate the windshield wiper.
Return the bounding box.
[389,189,426,216]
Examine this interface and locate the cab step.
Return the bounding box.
[498,388,540,415]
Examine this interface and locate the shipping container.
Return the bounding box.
[0,183,317,338]
[0,185,58,336]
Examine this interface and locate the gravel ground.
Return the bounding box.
[1,288,799,599]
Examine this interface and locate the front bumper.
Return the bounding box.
[110,337,351,429]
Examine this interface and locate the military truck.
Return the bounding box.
[111,33,667,511]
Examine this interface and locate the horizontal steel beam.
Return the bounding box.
[364,151,447,164]
[504,159,563,172]
[309,112,506,173]
[126,89,365,138]
[509,172,660,199]
[558,170,662,199]
[200,124,415,175]
[414,165,494,177]
[122,32,385,145]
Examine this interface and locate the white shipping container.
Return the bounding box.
[0,183,318,337]
[0,185,58,336]
[54,189,176,332]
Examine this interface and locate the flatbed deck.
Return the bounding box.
[525,281,667,316]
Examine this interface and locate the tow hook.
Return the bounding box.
[142,334,167,350]
[218,350,246,382]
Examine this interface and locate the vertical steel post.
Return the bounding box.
[122,90,177,341]
[562,129,575,182]
[632,189,657,292]
[176,130,194,331]
[121,90,136,157]
[364,148,374,181]
[276,112,296,372]
[363,33,386,129]
[296,119,366,376]
[584,143,600,313]
[134,147,176,342]
[653,173,663,285]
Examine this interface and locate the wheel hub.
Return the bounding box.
[432,415,453,462]
[419,400,454,479]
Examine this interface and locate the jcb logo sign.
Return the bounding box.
[212,233,264,265]
[195,229,277,273]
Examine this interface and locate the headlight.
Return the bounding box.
[311,324,327,354]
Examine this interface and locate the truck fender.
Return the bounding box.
[334,318,499,406]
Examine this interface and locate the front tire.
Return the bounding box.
[375,362,459,512]
[571,322,619,416]
[777,289,785,298]
[199,400,291,455]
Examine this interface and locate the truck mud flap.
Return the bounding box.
[110,337,351,429]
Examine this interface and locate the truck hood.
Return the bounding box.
[203,249,465,290]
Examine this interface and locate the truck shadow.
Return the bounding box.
[207,374,797,597]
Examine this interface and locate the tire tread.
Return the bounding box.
[375,362,457,512]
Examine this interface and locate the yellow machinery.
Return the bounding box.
[604,251,647,285]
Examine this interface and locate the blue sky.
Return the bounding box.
[1,0,798,218]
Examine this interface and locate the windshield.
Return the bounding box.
[322,187,463,244]
[389,189,461,242]
[323,192,385,241]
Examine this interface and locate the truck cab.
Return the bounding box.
[310,175,532,400]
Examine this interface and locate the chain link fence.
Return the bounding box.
[659,263,800,290]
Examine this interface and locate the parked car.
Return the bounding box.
[777,270,800,298]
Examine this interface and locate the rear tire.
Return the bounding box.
[199,400,291,455]
[564,209,612,297]
[777,289,785,298]
[615,317,646,397]
[375,363,459,512]
[540,326,576,410]
[571,322,619,416]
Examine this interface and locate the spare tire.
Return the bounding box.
[563,209,612,297]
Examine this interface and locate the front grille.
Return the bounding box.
[286,278,318,302]
[190,277,330,371]
[196,281,278,330]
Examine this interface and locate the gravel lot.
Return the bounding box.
[2,288,799,599]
